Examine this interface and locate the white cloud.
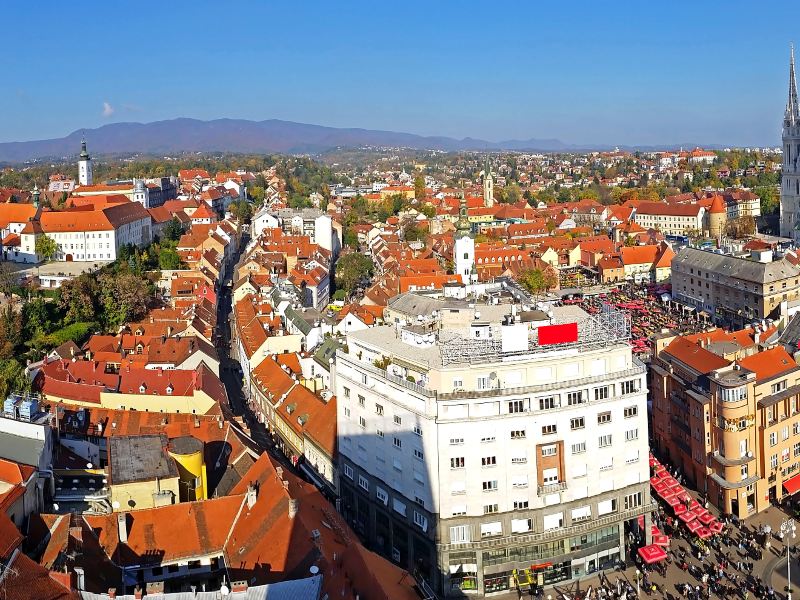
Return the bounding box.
[102,101,115,117]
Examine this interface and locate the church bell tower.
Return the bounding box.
[781,44,800,242]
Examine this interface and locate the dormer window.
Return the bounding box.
[166,384,173,395]
[139,383,147,393]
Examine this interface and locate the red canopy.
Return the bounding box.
[649,456,658,467]
[698,512,716,526]
[638,515,645,529]
[664,494,681,507]
[784,472,800,496]
[652,480,669,495]
[679,511,697,524]
[673,503,688,516]
[659,486,679,500]
[650,476,662,486]
[709,521,724,534]
[686,519,703,534]
[696,527,713,540]
[652,534,670,547]
[691,506,709,519]
[662,476,679,488]
[688,499,702,511]
[651,525,661,536]
[638,544,668,564]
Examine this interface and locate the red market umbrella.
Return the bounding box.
[657,469,670,479]
[686,520,703,534]
[664,493,681,506]
[679,511,697,524]
[691,506,709,519]
[652,480,669,496]
[688,499,702,511]
[673,503,688,516]
[652,534,670,547]
[638,515,645,529]
[698,512,716,526]
[651,525,661,536]
[709,521,724,534]
[650,476,662,486]
[696,527,713,540]
[638,544,668,564]
[661,476,679,487]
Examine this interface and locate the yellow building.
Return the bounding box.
[108,435,180,511]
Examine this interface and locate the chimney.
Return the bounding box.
[73,567,85,591]
[288,498,299,519]
[117,512,128,544]
[134,586,143,600]
[246,484,257,509]
[232,581,249,593]
[108,589,117,599]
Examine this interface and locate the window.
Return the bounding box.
[625,428,639,441]
[451,506,467,516]
[572,441,587,454]
[794,442,800,458]
[508,399,525,413]
[393,498,407,516]
[784,426,791,441]
[375,403,384,415]
[482,480,498,492]
[538,396,558,410]
[344,387,350,398]
[513,500,529,509]
[567,391,584,405]
[599,434,612,448]
[344,407,351,418]
[621,380,638,395]
[597,411,612,425]
[624,406,638,418]
[359,416,366,428]
[358,395,365,407]
[413,448,424,460]
[481,456,497,467]
[393,437,402,449]
[542,513,563,531]
[570,417,585,430]
[452,378,463,388]
[358,475,369,491]
[783,448,791,463]
[480,522,502,538]
[771,454,779,470]
[376,429,384,438]
[413,511,428,531]
[477,376,491,390]
[450,437,464,445]
[376,487,389,505]
[770,432,778,447]
[772,380,788,394]
[541,424,557,435]
[393,415,402,426]
[541,445,557,457]
[484,503,499,514]
[450,525,470,543]
[510,430,526,440]
[481,434,496,443]
[451,457,465,469]
[344,464,354,479]
[624,492,643,510]
[511,518,533,533]
[594,386,610,401]
[413,425,422,436]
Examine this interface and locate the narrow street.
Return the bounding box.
[215,232,295,471]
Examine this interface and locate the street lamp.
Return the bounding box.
[635,568,641,597]
[782,518,797,600]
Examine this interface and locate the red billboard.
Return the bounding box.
[537,323,578,345]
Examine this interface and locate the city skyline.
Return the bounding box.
[3,1,799,147]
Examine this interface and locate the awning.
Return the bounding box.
[784,472,800,495]
[652,534,670,547]
[638,544,667,564]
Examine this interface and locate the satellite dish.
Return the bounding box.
[86,463,93,469]
[112,501,120,509]
[309,565,320,575]
[220,585,230,596]
[52,503,59,511]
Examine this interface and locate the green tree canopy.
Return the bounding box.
[35,234,58,262]
[335,253,374,299]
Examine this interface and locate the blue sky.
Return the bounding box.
[1,1,797,146]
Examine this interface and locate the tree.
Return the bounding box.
[98,270,152,329]
[158,248,183,270]
[0,305,22,359]
[248,185,265,203]
[504,184,522,204]
[162,217,184,242]
[418,203,436,219]
[23,297,52,340]
[335,253,374,299]
[414,175,426,202]
[229,200,253,223]
[0,262,16,298]
[0,359,29,400]
[58,274,99,324]
[403,224,425,242]
[519,268,557,297]
[35,234,58,262]
[755,186,780,216]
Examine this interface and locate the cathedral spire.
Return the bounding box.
[787,44,799,126]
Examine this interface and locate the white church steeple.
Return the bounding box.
[78,138,93,186]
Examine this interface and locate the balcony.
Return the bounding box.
[537,481,567,496]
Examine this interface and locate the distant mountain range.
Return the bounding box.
[0,117,728,163]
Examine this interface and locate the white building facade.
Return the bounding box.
[334,301,652,596]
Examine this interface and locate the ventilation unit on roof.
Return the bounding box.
[311,529,321,541]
